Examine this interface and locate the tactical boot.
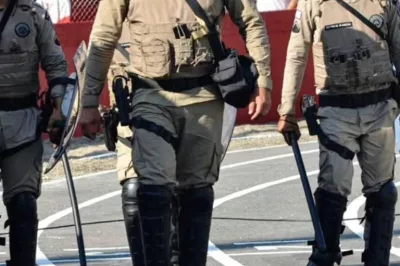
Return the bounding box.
[308,188,348,266]
[362,180,397,266]
[177,186,214,266]
[136,184,173,266]
[5,192,38,266]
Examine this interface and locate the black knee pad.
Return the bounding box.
[363,180,398,265]
[121,178,139,206]
[137,184,173,209]
[366,180,398,211]
[6,192,37,223]
[179,185,214,212]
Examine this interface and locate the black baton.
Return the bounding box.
[290,133,326,250]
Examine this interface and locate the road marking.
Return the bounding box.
[36,147,318,266]
[233,239,309,246]
[344,180,400,258]
[220,149,318,170]
[35,146,379,265]
[36,190,122,266]
[227,249,365,257]
[64,246,129,252]
[255,246,310,250]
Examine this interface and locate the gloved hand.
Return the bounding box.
[47,107,65,147]
[276,114,301,146]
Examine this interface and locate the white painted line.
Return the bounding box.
[64,246,129,252]
[36,190,122,266]
[220,149,318,170]
[344,179,400,258]
[233,239,309,246]
[42,169,117,186]
[43,142,318,181]
[255,246,310,250]
[226,249,365,257]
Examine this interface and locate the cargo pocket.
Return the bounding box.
[140,37,172,78]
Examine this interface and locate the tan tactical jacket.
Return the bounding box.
[278,0,400,116]
[0,0,68,99]
[83,0,272,108]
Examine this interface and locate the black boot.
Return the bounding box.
[121,178,145,265]
[362,180,397,266]
[177,186,214,266]
[136,184,173,266]
[5,192,38,266]
[308,188,348,266]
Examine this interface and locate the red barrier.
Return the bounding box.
[40,10,315,138]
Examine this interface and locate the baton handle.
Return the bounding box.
[290,133,326,250]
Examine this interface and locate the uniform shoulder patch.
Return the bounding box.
[369,14,385,29]
[15,23,31,38]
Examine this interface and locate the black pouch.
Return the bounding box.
[211,50,259,108]
[185,0,259,109]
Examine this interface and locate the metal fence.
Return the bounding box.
[71,0,100,22]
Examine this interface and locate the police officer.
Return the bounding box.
[0,0,69,265]
[79,0,272,265]
[277,1,400,265]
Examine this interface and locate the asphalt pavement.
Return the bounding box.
[1,141,400,266]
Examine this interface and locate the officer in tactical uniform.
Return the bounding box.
[277,0,400,265]
[79,0,273,265]
[0,0,69,265]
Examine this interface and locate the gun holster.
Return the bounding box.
[103,107,120,152]
[301,94,355,160]
[301,95,320,136]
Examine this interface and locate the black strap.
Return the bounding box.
[335,0,386,40]
[184,0,226,61]
[131,117,179,151]
[0,0,17,43]
[132,75,214,92]
[319,87,393,108]
[0,94,38,111]
[303,106,355,160]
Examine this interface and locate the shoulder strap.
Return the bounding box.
[335,0,386,40]
[184,0,227,61]
[0,0,17,43]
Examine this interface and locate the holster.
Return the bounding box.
[112,76,132,126]
[301,95,355,161]
[103,108,119,152]
[39,89,53,133]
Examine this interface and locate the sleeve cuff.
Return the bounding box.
[50,84,65,98]
[257,75,273,91]
[277,103,296,116]
[82,94,101,108]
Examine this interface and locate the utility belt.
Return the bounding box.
[0,94,38,111]
[132,74,215,92]
[302,83,399,160]
[319,83,398,108]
